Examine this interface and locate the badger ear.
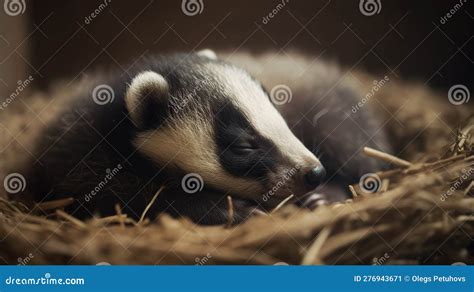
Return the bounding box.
[125,71,170,129]
[196,49,217,60]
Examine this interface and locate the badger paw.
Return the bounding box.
[296,192,329,210]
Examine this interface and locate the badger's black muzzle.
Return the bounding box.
[304,165,326,188]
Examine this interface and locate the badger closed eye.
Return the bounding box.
[230,141,258,154]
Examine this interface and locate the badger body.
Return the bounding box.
[10,50,390,225]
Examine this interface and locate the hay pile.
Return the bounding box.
[0,75,472,265]
[0,121,472,265]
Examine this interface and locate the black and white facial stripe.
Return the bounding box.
[214,100,279,180]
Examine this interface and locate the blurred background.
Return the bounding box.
[0,0,473,98]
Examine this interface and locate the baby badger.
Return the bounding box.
[17,50,390,225]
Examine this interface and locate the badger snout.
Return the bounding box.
[268,161,326,202]
[292,163,326,196]
[303,165,326,188]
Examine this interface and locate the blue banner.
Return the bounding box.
[0,266,472,291]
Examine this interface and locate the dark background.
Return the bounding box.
[1,0,473,93]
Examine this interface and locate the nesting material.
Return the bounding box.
[0,124,472,265]
[0,82,472,265]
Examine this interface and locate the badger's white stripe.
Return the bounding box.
[206,63,320,168]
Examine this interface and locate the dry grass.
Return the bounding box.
[0,79,472,265]
[1,121,472,265]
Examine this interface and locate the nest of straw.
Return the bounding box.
[0,79,473,265]
[1,120,473,265]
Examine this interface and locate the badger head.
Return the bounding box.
[125,50,325,207]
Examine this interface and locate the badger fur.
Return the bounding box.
[4,50,390,225]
